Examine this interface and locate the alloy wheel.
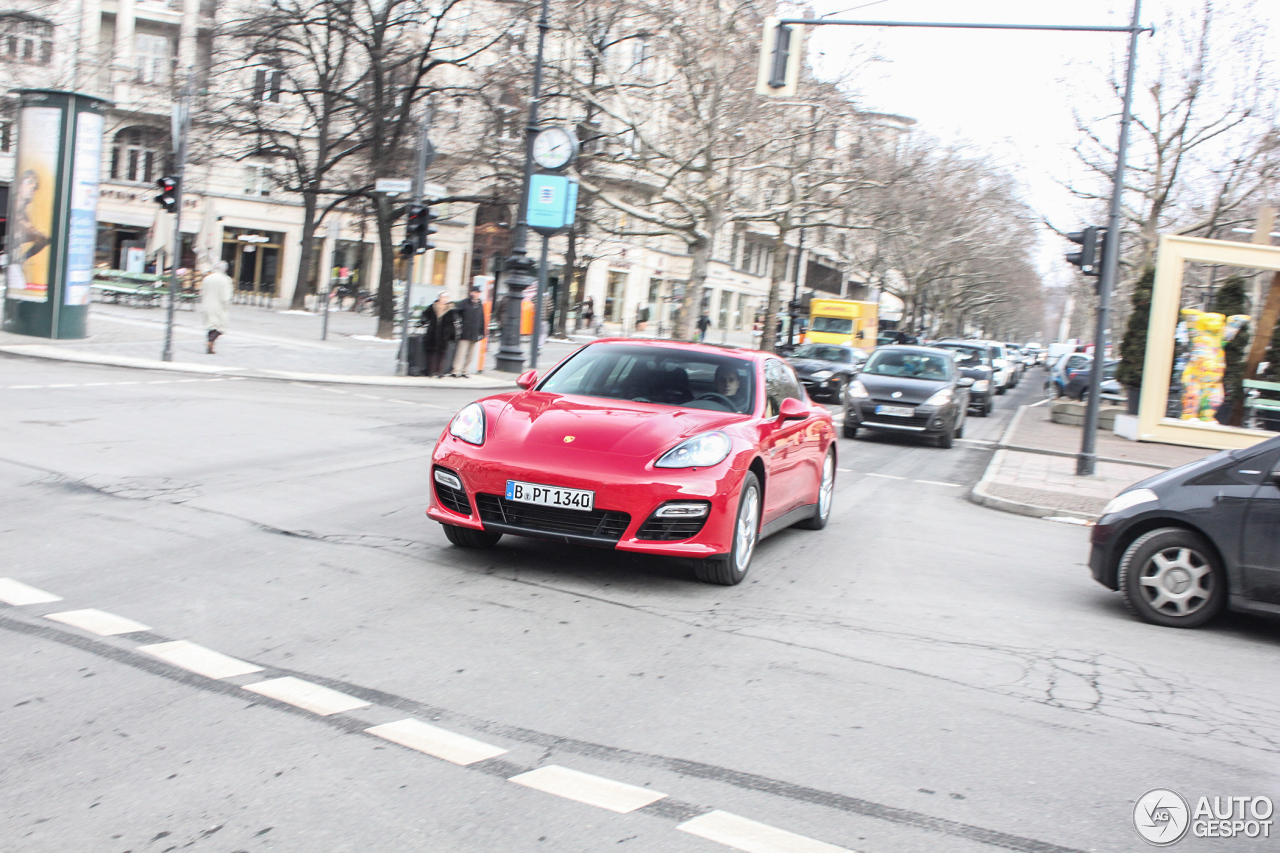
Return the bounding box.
[1138,547,1214,616]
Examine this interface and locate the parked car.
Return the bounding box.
[786,343,866,401]
[1062,359,1122,401]
[1045,352,1094,399]
[1089,434,1280,627]
[1002,343,1026,385]
[1023,343,1044,365]
[427,340,836,585]
[929,340,996,416]
[842,345,971,447]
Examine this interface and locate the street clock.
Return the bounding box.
[531,126,579,171]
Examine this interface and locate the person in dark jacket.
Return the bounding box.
[418,291,459,377]
[451,285,487,376]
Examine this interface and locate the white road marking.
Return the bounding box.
[865,472,906,480]
[243,676,370,716]
[915,479,962,487]
[5,378,229,390]
[837,468,854,473]
[44,609,151,636]
[138,640,264,679]
[0,578,62,606]
[678,810,855,853]
[1044,515,1094,526]
[365,718,508,765]
[957,437,996,445]
[508,765,667,813]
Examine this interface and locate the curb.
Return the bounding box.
[967,449,1100,522]
[0,344,515,390]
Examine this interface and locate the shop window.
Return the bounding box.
[606,271,628,323]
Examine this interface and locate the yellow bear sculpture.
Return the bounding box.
[1179,308,1249,422]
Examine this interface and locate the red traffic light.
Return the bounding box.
[155,176,179,213]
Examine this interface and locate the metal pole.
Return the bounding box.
[1078,0,1143,476]
[321,217,340,340]
[788,229,805,348]
[397,107,433,375]
[161,75,193,362]
[530,233,550,368]
[496,0,550,374]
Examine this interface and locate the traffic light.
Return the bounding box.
[1065,226,1100,276]
[755,17,804,97]
[155,176,179,213]
[401,203,437,256]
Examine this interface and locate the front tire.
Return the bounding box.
[936,425,954,449]
[795,449,835,530]
[1118,528,1225,628]
[695,472,762,586]
[842,417,858,439]
[442,523,502,549]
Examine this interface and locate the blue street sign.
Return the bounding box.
[527,173,578,234]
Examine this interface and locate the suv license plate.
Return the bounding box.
[875,405,915,417]
[505,480,594,511]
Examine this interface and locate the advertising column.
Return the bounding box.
[2,89,109,339]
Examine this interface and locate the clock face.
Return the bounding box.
[532,127,577,170]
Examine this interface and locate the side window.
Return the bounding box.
[764,359,803,417]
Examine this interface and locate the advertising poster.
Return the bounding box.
[6,106,62,302]
[65,111,103,305]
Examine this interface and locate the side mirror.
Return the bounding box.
[958,376,975,387]
[516,369,538,390]
[779,397,808,421]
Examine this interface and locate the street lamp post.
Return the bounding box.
[495,0,551,374]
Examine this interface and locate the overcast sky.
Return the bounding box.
[801,0,1280,284]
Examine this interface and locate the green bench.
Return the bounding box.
[92,270,197,310]
[1243,379,1280,430]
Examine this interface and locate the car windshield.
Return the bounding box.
[862,350,952,381]
[792,344,854,363]
[538,344,757,414]
[932,344,987,366]
[809,317,853,334]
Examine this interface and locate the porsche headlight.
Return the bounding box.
[973,379,991,393]
[655,431,732,469]
[1101,488,1157,516]
[847,380,870,399]
[811,369,834,381]
[925,388,953,406]
[448,402,486,445]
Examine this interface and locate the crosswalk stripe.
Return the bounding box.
[678,810,856,853]
[44,609,150,636]
[243,676,370,716]
[365,718,507,765]
[138,640,264,679]
[0,578,62,606]
[508,765,666,813]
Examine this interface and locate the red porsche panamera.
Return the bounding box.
[426,340,836,584]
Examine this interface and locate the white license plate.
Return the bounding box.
[875,405,915,417]
[505,480,594,511]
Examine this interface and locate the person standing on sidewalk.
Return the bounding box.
[201,261,233,354]
[418,291,459,377]
[451,285,487,377]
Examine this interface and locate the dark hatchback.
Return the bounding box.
[786,343,866,401]
[1089,435,1280,627]
[929,341,996,417]
[842,345,970,448]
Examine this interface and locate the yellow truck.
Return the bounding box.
[806,299,878,352]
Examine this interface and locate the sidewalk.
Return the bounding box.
[0,300,561,388]
[970,400,1212,522]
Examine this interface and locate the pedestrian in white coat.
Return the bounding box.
[201,261,233,354]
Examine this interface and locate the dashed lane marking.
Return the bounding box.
[366,718,508,766]
[44,608,150,636]
[138,640,264,680]
[915,479,962,488]
[865,472,906,480]
[509,765,667,814]
[957,438,996,445]
[0,578,62,606]
[678,810,857,853]
[243,676,371,716]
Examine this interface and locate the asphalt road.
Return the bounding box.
[2,356,1277,853]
